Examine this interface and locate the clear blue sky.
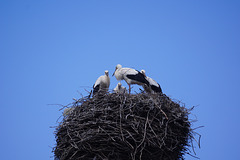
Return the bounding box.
[1,0,240,159]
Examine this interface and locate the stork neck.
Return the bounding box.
[114,71,123,80]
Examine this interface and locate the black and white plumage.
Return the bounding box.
[114,82,127,94]
[141,70,162,94]
[112,64,149,94]
[93,70,110,94]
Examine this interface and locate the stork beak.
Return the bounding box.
[112,68,116,76]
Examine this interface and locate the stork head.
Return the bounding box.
[118,82,122,88]
[140,69,146,77]
[116,64,122,69]
[105,70,109,76]
[112,64,122,76]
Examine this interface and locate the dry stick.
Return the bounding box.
[124,129,136,149]
[54,93,196,160]
[154,101,168,120]
[191,138,197,156]
[135,110,150,157]
[119,103,124,142]
[192,131,202,148]
[69,150,79,160]
[147,118,162,148]
[139,142,146,160]
[98,126,116,142]
[119,95,127,142]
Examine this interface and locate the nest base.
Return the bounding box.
[54,93,192,160]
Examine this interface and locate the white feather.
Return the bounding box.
[141,70,161,93]
[114,83,127,94]
[93,70,110,93]
[113,64,149,94]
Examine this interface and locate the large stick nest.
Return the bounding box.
[53,93,195,160]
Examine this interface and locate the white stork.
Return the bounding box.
[112,64,149,94]
[140,70,162,94]
[114,82,127,94]
[93,70,110,94]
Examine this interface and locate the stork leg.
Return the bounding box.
[128,84,131,94]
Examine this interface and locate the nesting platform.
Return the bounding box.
[54,93,195,160]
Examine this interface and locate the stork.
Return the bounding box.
[114,82,127,94]
[112,64,149,94]
[140,70,162,94]
[93,70,110,94]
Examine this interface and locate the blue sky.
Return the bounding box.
[1,0,240,159]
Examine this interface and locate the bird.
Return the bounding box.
[114,82,127,94]
[112,64,149,94]
[140,69,162,94]
[63,108,74,117]
[93,70,110,94]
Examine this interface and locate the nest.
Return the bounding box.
[53,92,195,160]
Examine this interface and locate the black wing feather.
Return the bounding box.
[93,84,100,94]
[126,71,149,86]
[151,84,162,93]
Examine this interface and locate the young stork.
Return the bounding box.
[93,70,110,94]
[114,82,127,94]
[112,64,149,94]
[141,70,162,94]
